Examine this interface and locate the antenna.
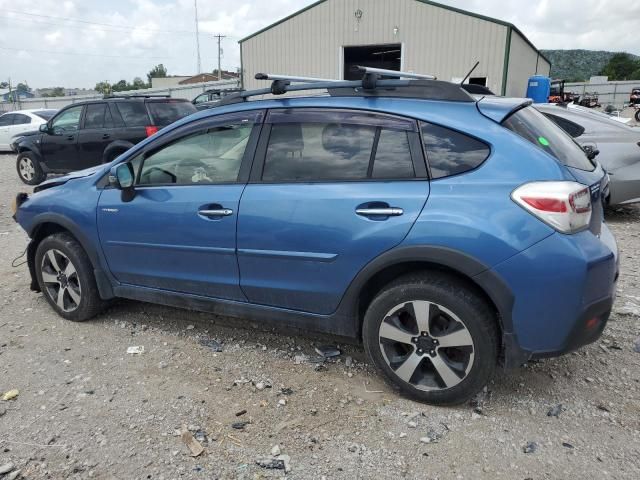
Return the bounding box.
[194,0,201,73]
[460,61,480,85]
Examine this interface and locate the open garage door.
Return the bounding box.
[343,44,402,80]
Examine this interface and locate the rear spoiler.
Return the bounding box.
[476,97,533,123]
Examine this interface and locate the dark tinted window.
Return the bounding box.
[84,103,107,129]
[147,101,197,126]
[503,107,594,171]
[263,123,375,181]
[115,102,150,126]
[33,110,56,121]
[0,114,15,126]
[51,106,83,133]
[421,122,490,179]
[372,129,414,178]
[543,113,586,138]
[12,113,31,125]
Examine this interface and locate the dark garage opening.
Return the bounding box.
[343,44,402,80]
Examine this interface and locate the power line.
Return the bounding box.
[1,8,197,35]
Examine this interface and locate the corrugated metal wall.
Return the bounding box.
[241,0,510,94]
[505,31,550,97]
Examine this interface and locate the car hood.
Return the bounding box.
[34,164,106,192]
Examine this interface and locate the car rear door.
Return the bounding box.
[77,102,117,167]
[97,110,263,300]
[236,108,430,315]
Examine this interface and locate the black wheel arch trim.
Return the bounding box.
[335,244,517,343]
[26,213,114,299]
[102,141,135,163]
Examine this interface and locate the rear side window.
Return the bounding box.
[12,113,31,125]
[0,114,13,126]
[147,101,197,127]
[115,102,150,127]
[420,122,490,179]
[543,113,586,138]
[503,107,594,171]
[84,103,107,129]
[262,122,415,182]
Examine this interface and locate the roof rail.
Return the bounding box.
[217,69,474,106]
[102,94,172,99]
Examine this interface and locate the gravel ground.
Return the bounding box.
[0,152,639,480]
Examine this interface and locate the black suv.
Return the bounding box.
[192,88,243,110]
[15,95,197,185]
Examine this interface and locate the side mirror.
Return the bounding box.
[109,163,135,189]
[39,123,49,133]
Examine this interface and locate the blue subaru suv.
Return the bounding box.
[12,70,618,405]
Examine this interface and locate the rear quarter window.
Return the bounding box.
[115,102,150,127]
[147,101,197,127]
[503,107,594,171]
[543,113,586,138]
[420,122,490,179]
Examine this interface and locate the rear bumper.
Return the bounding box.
[491,224,618,366]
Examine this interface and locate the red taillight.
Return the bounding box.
[145,125,159,137]
[521,197,567,213]
[512,182,592,234]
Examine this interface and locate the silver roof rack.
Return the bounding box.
[353,66,437,80]
[254,73,340,83]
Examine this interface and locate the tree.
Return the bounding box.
[112,80,129,92]
[0,81,8,89]
[95,81,111,95]
[15,82,31,94]
[147,64,167,85]
[41,87,65,97]
[600,53,640,80]
[132,77,147,90]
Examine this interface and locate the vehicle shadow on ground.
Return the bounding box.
[605,204,640,223]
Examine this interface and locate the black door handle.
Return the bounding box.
[102,133,111,139]
[66,135,75,140]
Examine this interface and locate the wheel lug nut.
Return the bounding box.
[430,350,435,355]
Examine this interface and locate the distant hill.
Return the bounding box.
[540,50,640,82]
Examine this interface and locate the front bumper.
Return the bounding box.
[492,224,618,364]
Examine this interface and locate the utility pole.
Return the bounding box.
[194,0,201,74]
[214,34,226,81]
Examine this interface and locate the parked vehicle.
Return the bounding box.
[629,88,640,105]
[0,109,57,151]
[14,95,197,185]
[192,88,243,110]
[13,69,618,405]
[536,103,640,206]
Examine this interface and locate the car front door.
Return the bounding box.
[40,105,83,171]
[97,110,263,300]
[0,113,15,150]
[236,108,430,314]
[77,102,116,167]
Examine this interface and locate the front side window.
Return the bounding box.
[421,122,490,179]
[193,93,209,104]
[262,113,416,182]
[137,123,253,185]
[51,105,83,133]
[503,106,594,171]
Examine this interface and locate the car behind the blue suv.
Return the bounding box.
[12,72,618,405]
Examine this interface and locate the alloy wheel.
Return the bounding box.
[19,157,35,182]
[378,300,475,391]
[40,249,82,312]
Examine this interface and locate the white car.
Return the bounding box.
[0,109,57,151]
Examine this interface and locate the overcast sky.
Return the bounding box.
[0,0,637,89]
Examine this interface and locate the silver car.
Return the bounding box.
[535,103,640,206]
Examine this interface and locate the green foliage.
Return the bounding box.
[15,82,31,93]
[147,64,168,84]
[542,50,640,82]
[600,53,640,80]
[41,87,65,97]
[94,76,151,94]
[94,81,111,95]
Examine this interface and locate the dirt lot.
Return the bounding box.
[0,153,639,480]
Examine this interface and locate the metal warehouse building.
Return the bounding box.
[239,0,550,97]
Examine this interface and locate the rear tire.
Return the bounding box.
[362,273,499,406]
[35,233,105,321]
[635,109,640,123]
[16,152,46,185]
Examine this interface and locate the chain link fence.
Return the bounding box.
[0,79,240,114]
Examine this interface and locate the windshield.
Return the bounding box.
[147,101,197,126]
[502,106,595,171]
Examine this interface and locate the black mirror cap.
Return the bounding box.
[39,123,49,133]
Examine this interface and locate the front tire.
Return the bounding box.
[363,273,499,406]
[17,152,46,185]
[35,233,105,321]
[635,109,640,123]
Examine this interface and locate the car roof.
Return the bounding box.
[0,109,56,115]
